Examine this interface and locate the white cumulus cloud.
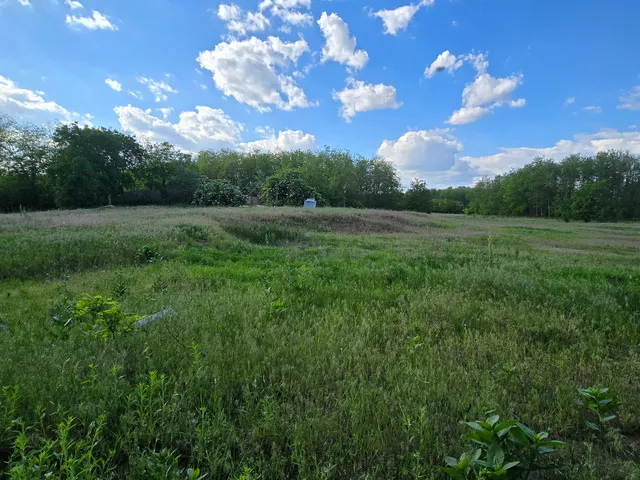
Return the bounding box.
[65,0,83,9]
[564,96,575,106]
[332,78,401,122]
[371,0,434,35]
[317,12,368,71]
[447,72,524,125]
[424,50,463,78]
[18,0,31,6]
[197,36,316,112]
[461,129,640,176]
[425,50,487,78]
[259,0,311,10]
[271,7,313,25]
[114,105,243,151]
[377,129,473,186]
[65,10,117,31]
[105,78,122,92]
[137,77,178,102]
[239,126,316,151]
[0,75,71,120]
[217,3,270,36]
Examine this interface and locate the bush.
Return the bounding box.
[262,169,322,207]
[192,178,245,207]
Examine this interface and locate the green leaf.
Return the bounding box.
[503,461,520,470]
[508,426,529,446]
[445,457,459,467]
[602,415,616,423]
[585,421,599,431]
[537,446,556,454]
[464,421,483,431]
[471,448,482,462]
[488,443,504,467]
[486,415,500,426]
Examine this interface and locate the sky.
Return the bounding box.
[0,0,639,187]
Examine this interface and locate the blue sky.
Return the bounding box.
[1,0,639,187]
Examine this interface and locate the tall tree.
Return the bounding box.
[0,115,54,211]
[404,178,432,213]
[48,123,144,208]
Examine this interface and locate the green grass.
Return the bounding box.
[0,207,639,479]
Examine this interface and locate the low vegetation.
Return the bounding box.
[1,207,639,478]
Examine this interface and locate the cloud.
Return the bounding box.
[114,105,243,151]
[332,78,401,122]
[105,78,122,92]
[271,7,313,25]
[259,0,311,10]
[376,129,474,186]
[461,129,640,176]
[617,85,640,110]
[424,50,487,78]
[197,36,316,112]
[137,77,178,102]
[128,90,143,100]
[18,0,31,6]
[378,127,640,187]
[424,50,463,78]
[371,0,434,35]
[158,107,173,120]
[217,3,270,36]
[317,12,368,71]
[564,96,575,106]
[0,75,71,120]
[447,106,491,125]
[447,72,524,125]
[65,0,83,9]
[583,105,602,113]
[65,10,117,31]
[238,126,316,151]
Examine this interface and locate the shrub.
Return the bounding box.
[192,178,245,207]
[442,412,565,479]
[262,169,323,207]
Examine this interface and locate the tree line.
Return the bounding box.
[467,153,640,221]
[1,113,638,221]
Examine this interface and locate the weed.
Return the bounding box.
[442,413,565,479]
[135,245,163,264]
[578,387,620,445]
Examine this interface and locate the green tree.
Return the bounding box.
[0,115,54,211]
[404,178,432,213]
[48,123,144,208]
[263,169,321,206]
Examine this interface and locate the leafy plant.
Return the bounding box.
[442,413,565,479]
[577,386,619,443]
[52,293,141,340]
[7,415,115,479]
[135,245,163,264]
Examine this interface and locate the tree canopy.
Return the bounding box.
[0,114,638,221]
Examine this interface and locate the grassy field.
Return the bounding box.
[0,206,639,479]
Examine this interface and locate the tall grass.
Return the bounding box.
[0,207,639,478]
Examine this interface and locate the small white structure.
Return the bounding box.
[303,198,317,208]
